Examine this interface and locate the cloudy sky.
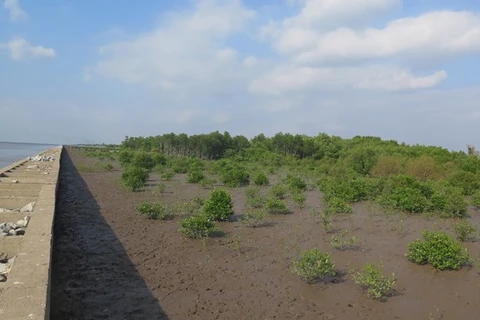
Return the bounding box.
[1,0,479,150]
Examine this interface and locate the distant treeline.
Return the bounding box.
[121,131,469,163]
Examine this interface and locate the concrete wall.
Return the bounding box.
[0,146,62,320]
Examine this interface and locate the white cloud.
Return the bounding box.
[1,38,56,60]
[93,0,256,94]
[275,11,480,62]
[3,0,28,21]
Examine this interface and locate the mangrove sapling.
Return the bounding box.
[292,249,337,283]
[330,230,359,251]
[351,263,396,301]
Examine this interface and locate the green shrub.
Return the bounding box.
[270,183,289,199]
[285,174,307,192]
[202,189,234,221]
[131,152,155,170]
[186,169,205,183]
[264,198,290,214]
[429,186,468,218]
[454,221,478,242]
[471,190,480,209]
[160,169,175,181]
[199,178,216,188]
[331,230,358,251]
[292,192,306,209]
[118,150,134,167]
[136,201,169,220]
[180,215,217,239]
[155,183,166,193]
[253,172,269,186]
[103,163,114,171]
[351,263,396,301]
[171,157,190,173]
[325,197,352,214]
[292,249,336,283]
[406,231,470,270]
[240,208,266,227]
[220,167,250,187]
[121,166,149,192]
[448,171,480,195]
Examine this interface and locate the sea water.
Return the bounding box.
[0,142,57,169]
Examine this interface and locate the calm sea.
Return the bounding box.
[0,142,58,169]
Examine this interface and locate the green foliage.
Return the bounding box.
[180,215,217,239]
[292,249,336,283]
[220,166,250,187]
[377,175,432,213]
[202,188,234,221]
[240,208,266,227]
[454,221,478,242]
[351,263,396,300]
[348,148,378,175]
[118,150,134,167]
[136,201,169,220]
[186,169,205,183]
[406,231,470,270]
[121,166,149,192]
[199,178,216,188]
[253,172,269,186]
[285,174,307,192]
[330,230,358,251]
[131,152,155,170]
[103,163,114,171]
[406,155,442,181]
[370,155,404,177]
[270,183,289,199]
[324,197,352,214]
[155,183,166,193]
[471,190,480,208]
[160,169,175,181]
[292,192,307,209]
[264,198,290,214]
[448,170,480,195]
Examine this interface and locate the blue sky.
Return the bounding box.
[1,0,479,150]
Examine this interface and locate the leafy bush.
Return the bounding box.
[131,152,155,170]
[186,169,205,183]
[324,197,352,214]
[406,231,470,270]
[448,171,480,195]
[285,174,307,192]
[118,150,134,167]
[180,215,217,239]
[348,148,378,175]
[370,155,404,177]
[292,249,336,283]
[103,163,114,171]
[471,190,480,209]
[170,157,190,173]
[454,221,478,242]
[351,263,396,300]
[202,188,234,221]
[220,166,250,187]
[160,169,175,181]
[136,201,169,220]
[264,198,290,214]
[199,178,216,188]
[331,230,358,250]
[253,172,269,186]
[292,192,307,209]
[270,183,289,199]
[406,155,443,181]
[121,166,149,192]
[240,208,266,227]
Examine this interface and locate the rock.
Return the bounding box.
[0,263,7,274]
[16,220,28,228]
[0,253,7,263]
[0,208,13,213]
[15,228,25,235]
[20,202,36,213]
[8,229,16,236]
[12,180,19,183]
[0,274,6,282]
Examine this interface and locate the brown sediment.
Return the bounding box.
[50,148,480,320]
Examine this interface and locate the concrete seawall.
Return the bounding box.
[0,146,62,319]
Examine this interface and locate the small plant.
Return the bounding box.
[285,174,307,192]
[160,169,175,181]
[202,188,234,221]
[180,215,217,239]
[292,192,307,209]
[471,190,480,209]
[270,183,289,199]
[240,208,266,228]
[103,163,114,171]
[292,249,336,283]
[475,258,480,273]
[186,169,205,183]
[155,183,167,193]
[320,210,335,233]
[454,221,478,242]
[406,231,470,270]
[121,166,149,192]
[220,167,250,187]
[351,263,396,301]
[331,230,358,251]
[136,201,169,220]
[253,172,269,186]
[264,198,290,214]
[325,197,353,214]
[199,178,216,188]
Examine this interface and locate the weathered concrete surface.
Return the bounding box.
[0,146,62,320]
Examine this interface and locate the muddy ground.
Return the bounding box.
[50,148,480,320]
